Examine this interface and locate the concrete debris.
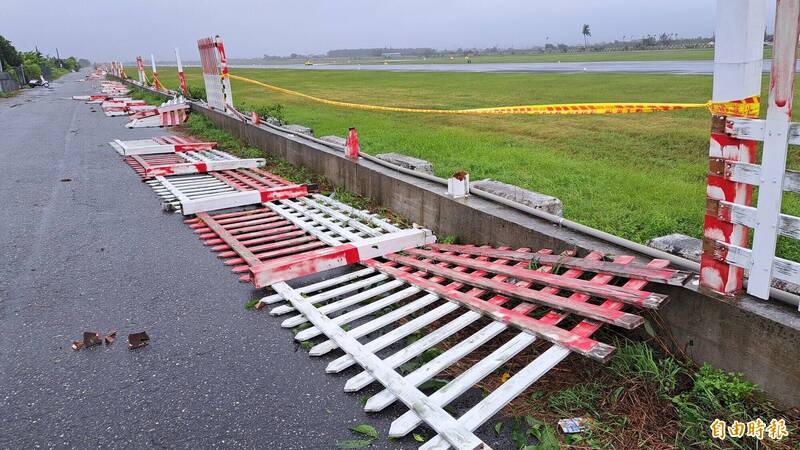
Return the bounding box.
[264,116,284,127]
[83,331,102,348]
[283,124,314,136]
[646,233,702,262]
[71,341,83,351]
[254,302,266,310]
[471,178,564,217]
[319,135,347,147]
[104,330,117,346]
[376,153,434,175]
[128,331,150,350]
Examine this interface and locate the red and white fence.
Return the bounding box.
[136,56,145,84]
[110,136,217,156]
[197,36,234,112]
[184,193,435,286]
[700,0,800,305]
[264,243,680,449]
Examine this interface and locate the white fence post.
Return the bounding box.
[214,35,235,111]
[150,53,159,91]
[175,47,188,97]
[136,56,145,84]
[748,0,800,299]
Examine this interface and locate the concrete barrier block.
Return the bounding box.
[646,233,702,262]
[319,135,347,147]
[471,179,563,217]
[376,152,434,175]
[265,116,284,127]
[284,124,314,136]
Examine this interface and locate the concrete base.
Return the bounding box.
[283,124,313,136]
[264,117,284,127]
[129,84,800,408]
[472,178,563,217]
[646,233,703,262]
[376,152,434,175]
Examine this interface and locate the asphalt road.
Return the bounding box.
[0,71,511,449]
[227,59,792,74]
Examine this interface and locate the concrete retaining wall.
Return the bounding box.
[0,73,20,93]
[129,84,800,407]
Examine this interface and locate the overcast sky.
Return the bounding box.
[1,0,778,62]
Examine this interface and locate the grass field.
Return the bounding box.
[146,67,799,260]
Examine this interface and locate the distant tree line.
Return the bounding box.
[255,32,729,62]
[0,34,86,84]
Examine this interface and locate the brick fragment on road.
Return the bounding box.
[104,330,117,346]
[83,331,102,348]
[128,331,150,350]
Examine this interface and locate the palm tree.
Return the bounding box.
[582,24,591,50]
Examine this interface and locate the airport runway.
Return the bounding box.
[225,59,788,75]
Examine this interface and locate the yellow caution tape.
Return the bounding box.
[228,73,760,118]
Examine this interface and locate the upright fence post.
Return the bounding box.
[699,0,766,296]
[175,47,188,97]
[137,56,145,84]
[345,128,360,159]
[748,0,800,298]
[150,53,159,91]
[214,35,235,111]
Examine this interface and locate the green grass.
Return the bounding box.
[49,67,71,80]
[519,339,799,449]
[244,299,259,310]
[140,67,800,261]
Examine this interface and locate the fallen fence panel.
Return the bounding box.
[110,136,217,155]
[185,195,429,285]
[259,244,672,449]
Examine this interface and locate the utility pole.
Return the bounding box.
[56,48,62,67]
